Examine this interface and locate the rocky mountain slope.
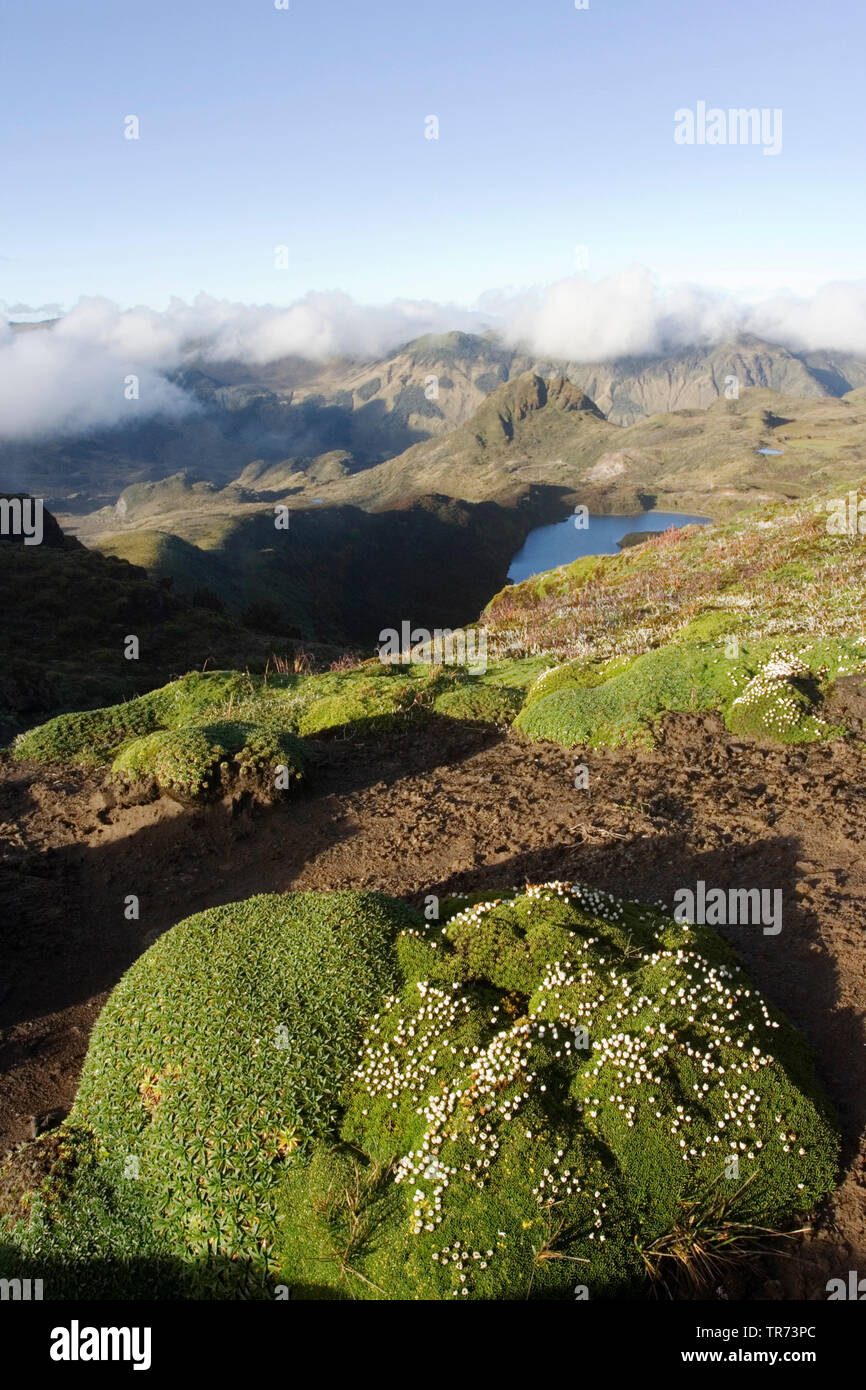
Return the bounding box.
[4,327,865,511]
[59,376,866,641]
[202,329,866,433]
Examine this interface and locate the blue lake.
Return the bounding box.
[507,510,709,583]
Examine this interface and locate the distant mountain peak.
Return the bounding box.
[470,372,605,444]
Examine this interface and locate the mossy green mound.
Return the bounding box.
[294,675,419,736]
[3,885,839,1299]
[431,684,523,725]
[11,672,254,766]
[725,653,841,742]
[112,721,309,801]
[279,883,838,1299]
[5,892,415,1297]
[10,658,553,778]
[515,640,860,749]
[111,727,227,800]
[12,689,166,766]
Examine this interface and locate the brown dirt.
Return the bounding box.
[1,706,864,1299]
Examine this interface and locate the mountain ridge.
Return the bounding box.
[4,328,866,511]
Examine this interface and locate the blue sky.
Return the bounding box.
[2,0,864,312]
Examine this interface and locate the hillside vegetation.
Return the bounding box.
[14,478,866,770]
[85,491,537,645]
[62,379,866,649]
[0,507,323,739]
[0,885,839,1298]
[485,481,866,748]
[9,660,548,800]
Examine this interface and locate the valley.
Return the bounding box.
[20,340,861,653]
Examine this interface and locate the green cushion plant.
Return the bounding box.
[278,884,838,1299]
[4,892,415,1297]
[111,721,309,801]
[515,639,860,749]
[3,884,839,1299]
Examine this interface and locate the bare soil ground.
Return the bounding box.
[1,700,864,1299]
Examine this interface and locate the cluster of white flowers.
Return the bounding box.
[350,881,809,1267]
[431,1242,493,1297]
[532,1150,583,1207]
[393,1018,538,1234]
[761,652,810,681]
[729,649,818,732]
[521,889,793,1179]
[354,983,473,1110]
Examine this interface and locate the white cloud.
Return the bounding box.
[1,274,865,441]
[0,292,486,440]
[162,291,485,363]
[498,267,741,360]
[498,268,866,361]
[744,281,866,356]
[0,300,194,441]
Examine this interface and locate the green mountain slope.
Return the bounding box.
[320,381,866,518]
[87,493,546,646]
[483,478,866,747]
[0,503,328,736]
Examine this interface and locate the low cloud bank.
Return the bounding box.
[493,269,866,361]
[2,271,865,441]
